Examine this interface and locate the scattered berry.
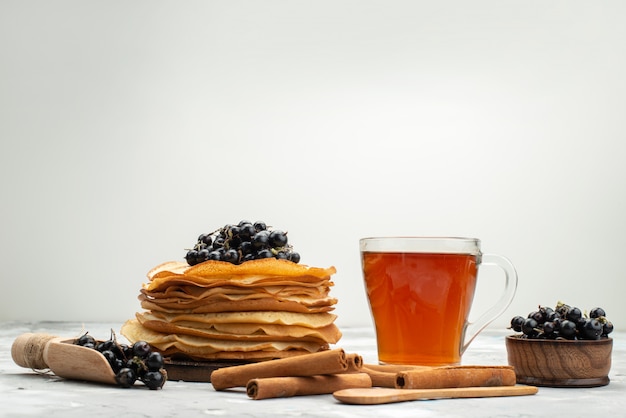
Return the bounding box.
[115,368,137,388]
[142,370,166,390]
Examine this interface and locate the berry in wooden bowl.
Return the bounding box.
[505,302,613,388]
[505,335,612,387]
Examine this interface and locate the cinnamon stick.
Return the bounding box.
[360,368,395,388]
[211,348,349,390]
[247,373,372,400]
[363,363,428,373]
[396,365,516,389]
[345,353,363,373]
[361,363,427,387]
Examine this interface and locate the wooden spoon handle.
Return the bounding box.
[333,385,538,405]
[11,333,59,369]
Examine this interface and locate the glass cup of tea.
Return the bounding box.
[360,237,518,366]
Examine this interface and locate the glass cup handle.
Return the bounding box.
[461,253,518,354]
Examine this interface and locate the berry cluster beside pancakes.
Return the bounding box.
[121,221,341,362]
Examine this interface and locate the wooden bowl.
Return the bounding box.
[505,335,612,387]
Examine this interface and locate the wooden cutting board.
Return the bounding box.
[333,385,538,405]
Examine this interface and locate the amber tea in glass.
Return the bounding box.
[360,237,517,366]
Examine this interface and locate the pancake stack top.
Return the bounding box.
[121,258,341,361]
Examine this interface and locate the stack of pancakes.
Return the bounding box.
[121,258,341,361]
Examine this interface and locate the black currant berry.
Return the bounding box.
[239,241,252,255]
[101,349,116,363]
[256,249,273,259]
[115,368,137,388]
[288,252,301,263]
[542,321,556,336]
[510,316,525,333]
[545,310,560,322]
[566,307,582,322]
[555,302,571,318]
[269,230,288,247]
[132,341,151,359]
[208,251,221,261]
[226,226,240,239]
[197,248,210,261]
[145,352,164,371]
[589,307,606,319]
[239,223,255,239]
[253,231,270,249]
[96,340,114,352]
[559,320,577,339]
[275,251,289,260]
[213,237,225,249]
[115,343,130,359]
[243,253,255,262]
[522,318,538,337]
[77,333,96,347]
[580,318,603,340]
[528,311,544,324]
[142,371,166,390]
[185,250,198,265]
[222,249,239,264]
[125,357,142,374]
[200,234,212,245]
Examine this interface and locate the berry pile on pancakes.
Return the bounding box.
[121,221,340,361]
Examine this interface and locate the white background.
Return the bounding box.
[1,1,625,332]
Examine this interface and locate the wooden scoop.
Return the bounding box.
[11,333,117,385]
[333,385,538,405]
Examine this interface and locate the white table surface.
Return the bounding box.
[1,321,624,417]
